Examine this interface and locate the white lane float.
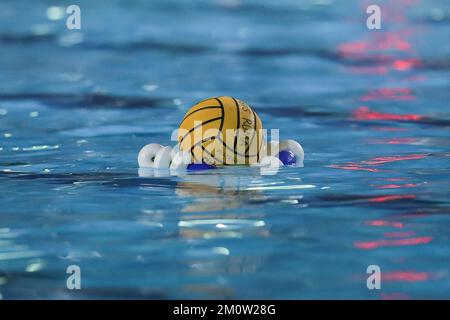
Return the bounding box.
[153,146,173,169]
[137,139,304,173]
[137,143,162,168]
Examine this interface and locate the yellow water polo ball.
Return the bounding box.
[178,96,264,165]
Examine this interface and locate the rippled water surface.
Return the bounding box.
[1,0,450,299]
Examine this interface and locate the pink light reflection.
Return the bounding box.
[353,106,424,121]
[354,236,432,250]
[382,271,429,282]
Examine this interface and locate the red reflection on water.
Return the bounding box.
[385,138,418,145]
[382,271,428,282]
[375,183,419,189]
[353,106,424,121]
[337,28,422,74]
[366,220,404,228]
[354,236,432,250]
[329,153,427,173]
[364,154,427,165]
[360,88,415,101]
[338,33,412,56]
[339,0,423,84]
[327,164,381,173]
[366,137,419,145]
[369,194,416,203]
[337,41,371,54]
[392,58,423,71]
[375,33,411,51]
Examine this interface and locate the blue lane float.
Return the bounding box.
[187,163,216,171]
[278,150,297,166]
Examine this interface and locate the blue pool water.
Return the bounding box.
[1,0,450,299]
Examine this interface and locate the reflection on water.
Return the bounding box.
[175,173,272,295]
[0,228,42,262]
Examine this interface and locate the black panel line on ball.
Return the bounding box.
[215,97,225,133]
[232,97,240,157]
[257,131,264,161]
[190,148,199,163]
[190,136,218,163]
[216,134,256,158]
[180,106,222,125]
[245,108,258,154]
[179,117,222,146]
